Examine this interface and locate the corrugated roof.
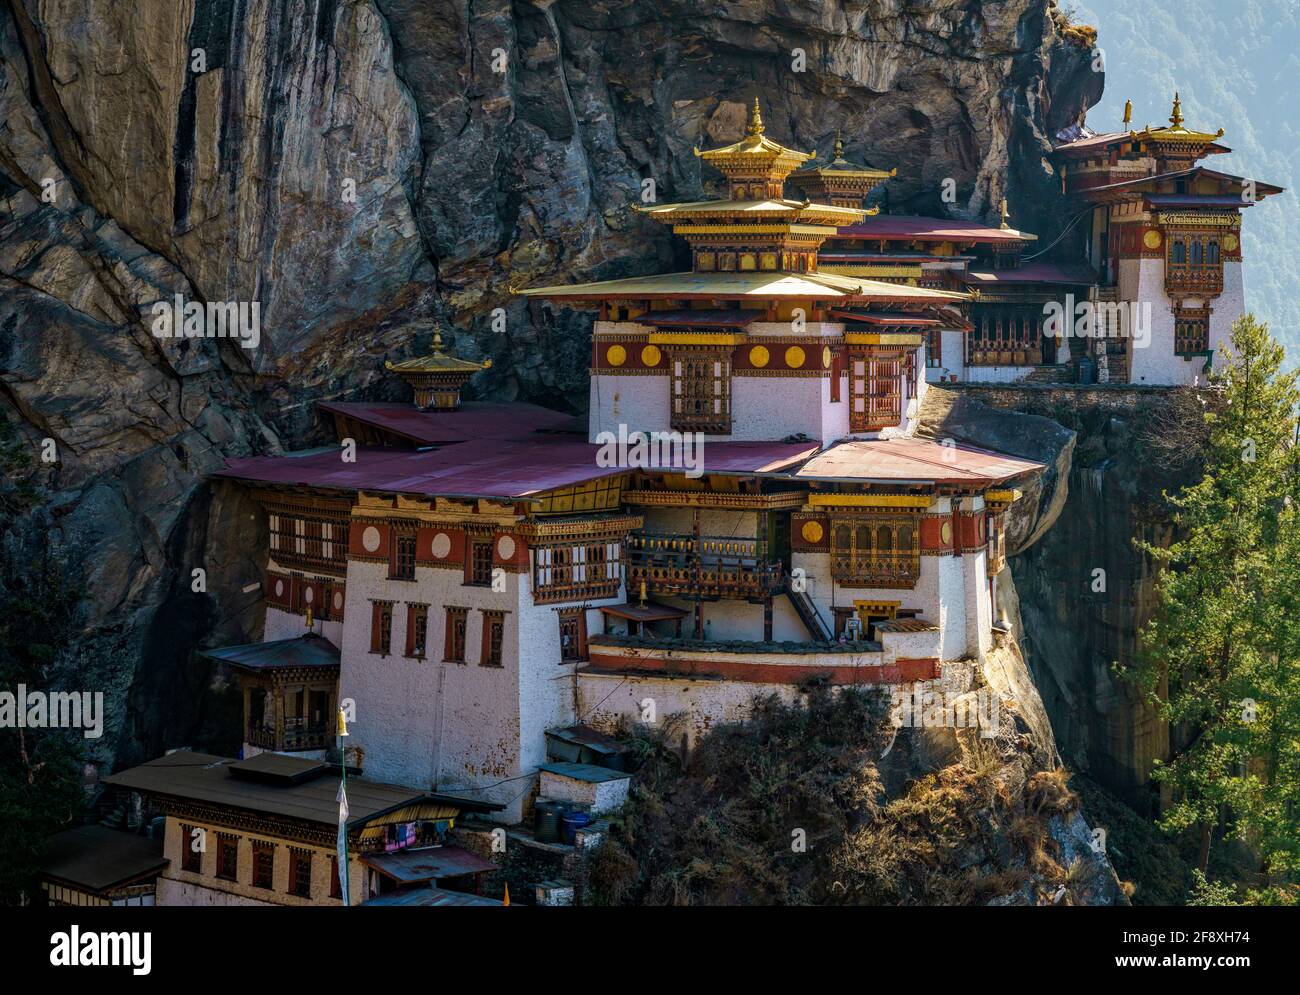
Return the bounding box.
[199,633,339,672]
[40,826,168,894]
[963,262,1097,285]
[836,215,1037,243]
[361,887,505,907]
[517,270,966,302]
[319,401,583,447]
[794,438,1043,486]
[539,761,631,785]
[104,751,501,828]
[214,439,819,501]
[361,845,496,884]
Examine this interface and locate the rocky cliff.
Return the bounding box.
[0,0,1100,772]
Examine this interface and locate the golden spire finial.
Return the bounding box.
[999,197,1010,230]
[833,131,844,160]
[432,328,444,353]
[1122,98,1132,127]
[304,604,314,629]
[747,97,765,137]
[1170,92,1183,128]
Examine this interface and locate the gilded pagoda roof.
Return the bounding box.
[694,98,814,173]
[515,269,969,302]
[1132,93,1224,145]
[791,134,895,180]
[633,197,865,226]
[384,330,491,374]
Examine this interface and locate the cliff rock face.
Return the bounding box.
[949,385,1210,811]
[0,0,1100,771]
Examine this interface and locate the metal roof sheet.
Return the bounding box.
[539,761,631,785]
[318,401,583,447]
[40,826,168,894]
[199,633,340,672]
[214,439,819,501]
[103,751,500,828]
[361,887,505,907]
[517,270,966,302]
[794,438,1043,486]
[360,845,496,884]
[836,215,1037,243]
[963,263,1098,285]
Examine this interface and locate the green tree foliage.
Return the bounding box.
[1128,314,1300,898]
[0,414,84,905]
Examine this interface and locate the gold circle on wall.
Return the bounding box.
[785,345,806,369]
[641,344,661,367]
[801,520,824,544]
[749,345,770,368]
[607,344,627,367]
[1143,229,1162,250]
[822,346,832,369]
[940,521,952,545]
[1223,233,1239,252]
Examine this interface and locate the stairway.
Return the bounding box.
[782,578,832,642]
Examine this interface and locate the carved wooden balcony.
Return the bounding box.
[627,532,783,600]
[1164,265,1223,297]
[829,551,920,589]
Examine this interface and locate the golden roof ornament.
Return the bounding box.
[385,326,491,411]
[833,131,845,161]
[999,198,1010,230]
[1170,92,1183,128]
[1122,98,1132,127]
[747,96,764,137]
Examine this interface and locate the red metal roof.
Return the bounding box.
[835,215,1032,243]
[318,401,583,446]
[795,438,1042,486]
[963,262,1097,285]
[214,439,820,501]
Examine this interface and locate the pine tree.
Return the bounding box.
[1128,314,1300,888]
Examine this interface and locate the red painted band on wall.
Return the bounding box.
[586,652,940,685]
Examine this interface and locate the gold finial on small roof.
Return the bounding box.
[999,197,1010,230]
[1122,98,1132,127]
[747,97,765,137]
[305,604,314,629]
[1170,92,1183,128]
[833,131,845,161]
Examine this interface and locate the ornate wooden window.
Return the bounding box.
[268,511,348,575]
[849,350,902,431]
[558,608,588,663]
[405,603,429,659]
[466,540,493,586]
[829,516,920,588]
[389,531,416,580]
[288,849,312,899]
[1174,307,1210,355]
[443,607,468,663]
[252,842,274,889]
[480,610,506,668]
[1166,232,1224,295]
[532,541,622,604]
[181,825,203,873]
[216,833,239,881]
[670,349,731,434]
[370,601,393,656]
